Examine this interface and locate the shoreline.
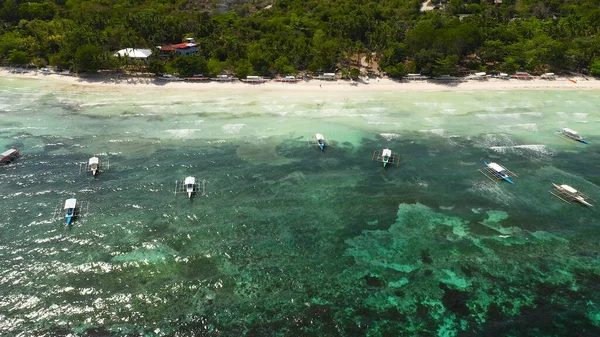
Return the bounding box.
[2,68,600,93]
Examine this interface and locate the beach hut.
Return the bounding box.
[318,73,337,81]
[159,38,199,56]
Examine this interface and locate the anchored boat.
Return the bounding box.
[64,196,77,225]
[557,128,589,144]
[480,161,517,184]
[0,148,20,164]
[175,176,205,199]
[89,157,99,176]
[52,196,87,224]
[316,133,325,151]
[80,155,109,176]
[372,148,399,167]
[185,176,196,198]
[550,183,593,207]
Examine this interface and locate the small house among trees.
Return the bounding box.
[159,38,199,57]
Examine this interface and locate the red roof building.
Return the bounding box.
[159,38,199,56]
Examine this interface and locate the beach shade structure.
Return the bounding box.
[372,148,399,167]
[555,128,589,144]
[479,161,517,184]
[175,177,206,199]
[549,183,594,207]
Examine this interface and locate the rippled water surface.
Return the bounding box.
[1,77,600,336]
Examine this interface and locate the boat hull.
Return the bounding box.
[65,210,74,225]
[0,148,20,164]
[502,176,514,184]
[576,197,593,207]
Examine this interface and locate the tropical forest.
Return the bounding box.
[1,0,600,77]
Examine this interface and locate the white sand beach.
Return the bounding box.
[1,68,599,93]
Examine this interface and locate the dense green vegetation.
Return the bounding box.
[1,0,600,77]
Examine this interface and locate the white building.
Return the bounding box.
[113,48,153,61]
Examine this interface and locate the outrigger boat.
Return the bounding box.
[52,195,88,224]
[480,161,517,184]
[80,155,109,176]
[89,157,99,176]
[556,128,589,144]
[64,196,77,225]
[316,133,325,151]
[372,148,399,167]
[0,148,20,164]
[175,176,205,199]
[185,176,195,198]
[550,183,594,207]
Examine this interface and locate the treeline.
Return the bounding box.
[1,0,600,77]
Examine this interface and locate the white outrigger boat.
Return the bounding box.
[175,176,205,199]
[89,157,99,176]
[64,196,77,225]
[307,133,333,151]
[53,195,88,225]
[479,161,517,184]
[315,133,326,151]
[556,128,589,144]
[185,176,195,198]
[80,155,109,176]
[550,183,593,207]
[372,148,399,167]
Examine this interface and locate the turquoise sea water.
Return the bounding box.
[1,77,600,336]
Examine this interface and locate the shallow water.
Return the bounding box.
[1,77,600,336]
